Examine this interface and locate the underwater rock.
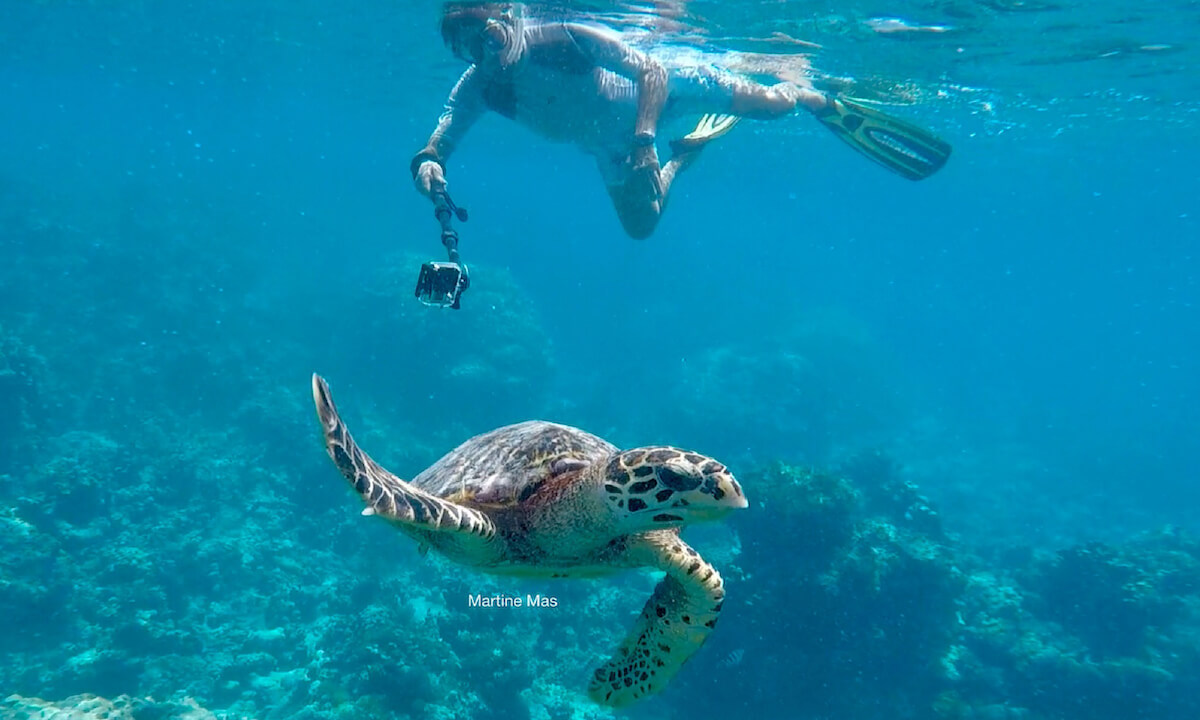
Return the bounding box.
[951,527,1200,719]
[0,214,265,433]
[725,461,964,718]
[0,505,71,654]
[522,678,616,720]
[734,469,1200,720]
[0,327,46,470]
[839,448,946,539]
[932,692,1031,720]
[1030,540,1184,658]
[0,694,221,720]
[21,432,123,532]
[750,463,861,565]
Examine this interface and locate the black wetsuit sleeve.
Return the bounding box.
[413,67,487,172]
[564,24,668,139]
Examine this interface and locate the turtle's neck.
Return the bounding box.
[522,463,619,557]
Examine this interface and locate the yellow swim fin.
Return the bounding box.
[815,96,951,180]
[670,113,742,154]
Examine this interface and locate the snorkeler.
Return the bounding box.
[412,2,951,240]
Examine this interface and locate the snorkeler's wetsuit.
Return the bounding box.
[413,20,740,187]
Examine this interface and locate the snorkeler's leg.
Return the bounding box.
[657,151,700,192]
[695,69,951,179]
[662,69,819,161]
[729,79,826,118]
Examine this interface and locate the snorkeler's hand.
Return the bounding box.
[415,160,447,198]
[630,144,663,202]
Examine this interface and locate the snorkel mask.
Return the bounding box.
[442,4,522,67]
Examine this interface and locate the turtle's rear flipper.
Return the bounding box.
[587,536,724,708]
[311,373,496,539]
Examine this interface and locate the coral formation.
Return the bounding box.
[710,462,963,718]
[4,206,1200,720]
[0,694,223,720]
[1034,541,1177,657]
[0,327,46,470]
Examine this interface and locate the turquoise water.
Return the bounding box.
[2,2,1198,719]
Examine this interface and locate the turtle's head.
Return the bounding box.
[601,447,747,532]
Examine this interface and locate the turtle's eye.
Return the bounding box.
[658,466,701,492]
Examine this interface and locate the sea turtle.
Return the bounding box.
[311,373,747,707]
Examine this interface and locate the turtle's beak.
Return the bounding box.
[661,459,747,523]
[723,476,749,509]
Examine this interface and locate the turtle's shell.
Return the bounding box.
[412,421,616,507]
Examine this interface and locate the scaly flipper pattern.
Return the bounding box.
[311,374,496,539]
[587,532,725,707]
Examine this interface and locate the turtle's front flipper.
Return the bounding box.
[587,533,724,708]
[311,374,496,540]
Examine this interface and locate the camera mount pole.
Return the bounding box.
[432,188,468,264]
[412,186,472,309]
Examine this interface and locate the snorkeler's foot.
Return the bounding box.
[813,94,951,180]
[669,114,742,156]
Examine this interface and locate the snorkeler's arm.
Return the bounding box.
[411,67,487,195]
[566,24,668,142]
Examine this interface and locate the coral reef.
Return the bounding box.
[839,448,946,539]
[0,212,576,720]
[4,204,1200,720]
[931,527,1200,720]
[0,327,46,470]
[0,694,223,720]
[700,462,964,719]
[1033,541,1180,657]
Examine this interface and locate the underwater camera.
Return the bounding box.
[415,188,470,309]
[415,261,470,309]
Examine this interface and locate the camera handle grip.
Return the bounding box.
[432,189,469,264]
